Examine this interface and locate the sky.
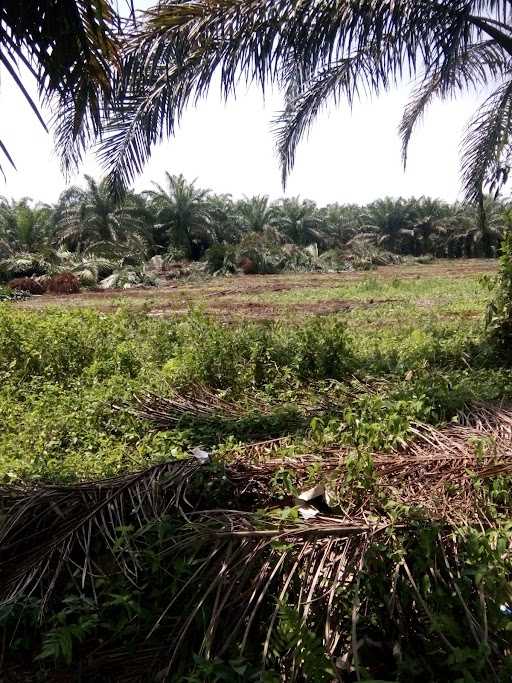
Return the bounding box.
[0,5,489,207]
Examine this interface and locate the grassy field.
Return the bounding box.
[2,259,512,682]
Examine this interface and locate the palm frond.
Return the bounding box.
[0,0,122,175]
[461,80,512,202]
[274,49,388,187]
[0,460,200,606]
[1,402,512,678]
[99,0,512,198]
[400,40,510,168]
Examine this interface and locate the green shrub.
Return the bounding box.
[0,307,178,382]
[165,312,354,389]
[485,232,512,355]
[205,243,238,274]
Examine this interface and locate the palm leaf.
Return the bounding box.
[461,80,512,202]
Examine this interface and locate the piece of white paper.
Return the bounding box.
[299,504,319,520]
[297,483,325,502]
[191,447,210,464]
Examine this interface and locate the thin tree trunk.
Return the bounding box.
[478,190,493,259]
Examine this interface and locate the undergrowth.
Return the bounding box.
[1,273,512,681]
[0,302,508,482]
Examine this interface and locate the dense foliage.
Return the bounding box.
[1,176,510,287]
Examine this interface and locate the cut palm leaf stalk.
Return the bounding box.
[119,387,315,439]
[0,460,201,606]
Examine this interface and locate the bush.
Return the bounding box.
[165,312,354,389]
[205,244,238,274]
[0,307,176,383]
[8,277,46,294]
[99,269,157,289]
[47,272,80,294]
[485,232,512,354]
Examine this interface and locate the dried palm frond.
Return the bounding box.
[225,402,512,523]
[2,402,512,679]
[0,459,200,606]
[124,387,269,427]
[130,511,506,681]
[120,386,316,439]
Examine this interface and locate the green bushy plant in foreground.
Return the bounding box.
[0,302,506,485]
[165,312,354,389]
[486,232,512,354]
[0,307,354,481]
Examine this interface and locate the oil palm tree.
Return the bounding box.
[145,173,215,259]
[318,203,362,248]
[99,1,512,207]
[236,196,275,233]
[0,198,54,255]
[271,197,324,246]
[0,0,122,177]
[56,176,152,257]
[359,198,419,254]
[209,194,241,244]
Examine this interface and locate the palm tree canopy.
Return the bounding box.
[0,0,121,176]
[237,196,274,233]
[145,173,215,258]
[0,197,54,255]
[98,0,512,202]
[271,197,324,246]
[56,175,151,256]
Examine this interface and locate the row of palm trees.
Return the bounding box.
[1,173,511,282]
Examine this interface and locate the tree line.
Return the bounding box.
[1,173,511,285]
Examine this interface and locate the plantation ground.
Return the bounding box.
[0,259,501,484]
[2,258,512,682]
[18,258,496,321]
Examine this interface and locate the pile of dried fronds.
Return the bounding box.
[227,402,512,524]
[2,403,512,680]
[7,277,46,294]
[46,272,80,294]
[119,387,317,439]
[125,387,269,427]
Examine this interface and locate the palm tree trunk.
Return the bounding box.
[478,190,493,259]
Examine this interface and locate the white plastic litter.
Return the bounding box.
[191,447,210,464]
[297,483,325,502]
[299,504,319,520]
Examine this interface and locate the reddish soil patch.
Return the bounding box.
[205,298,400,321]
[16,260,496,316]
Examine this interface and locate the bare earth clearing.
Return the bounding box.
[18,259,497,320]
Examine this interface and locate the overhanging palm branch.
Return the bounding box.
[399,40,510,169]
[274,48,390,186]
[462,81,512,202]
[99,0,512,201]
[0,0,121,177]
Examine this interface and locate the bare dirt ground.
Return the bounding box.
[17,260,496,320]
